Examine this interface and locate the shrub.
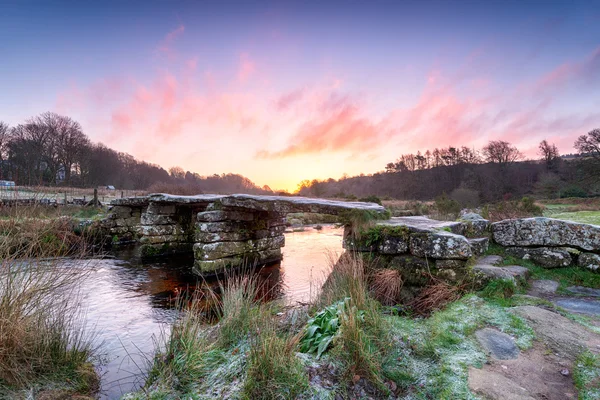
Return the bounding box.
[358,195,383,205]
[560,185,588,198]
[433,193,461,220]
[484,197,544,222]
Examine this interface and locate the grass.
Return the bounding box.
[142,273,310,400]
[0,246,97,397]
[381,295,534,398]
[546,210,600,225]
[573,351,600,400]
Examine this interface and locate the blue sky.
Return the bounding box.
[1,0,599,190]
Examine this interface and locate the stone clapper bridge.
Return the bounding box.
[103,193,387,274]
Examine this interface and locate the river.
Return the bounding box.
[75,225,342,399]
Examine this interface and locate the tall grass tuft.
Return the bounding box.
[314,252,390,391]
[0,260,96,394]
[0,204,97,395]
[243,320,308,399]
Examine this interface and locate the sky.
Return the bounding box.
[1,0,599,192]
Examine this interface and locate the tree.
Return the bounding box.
[0,122,12,179]
[169,166,185,180]
[538,140,560,171]
[482,140,522,164]
[574,128,600,179]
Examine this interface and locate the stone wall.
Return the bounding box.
[491,217,600,272]
[349,216,600,295]
[343,216,491,290]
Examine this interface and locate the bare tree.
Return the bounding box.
[0,122,12,179]
[538,139,560,170]
[482,140,522,164]
[169,166,186,180]
[574,128,600,179]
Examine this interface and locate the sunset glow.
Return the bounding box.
[1,0,599,191]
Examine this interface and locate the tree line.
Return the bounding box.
[0,113,271,193]
[298,131,600,202]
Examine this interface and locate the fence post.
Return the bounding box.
[64,192,67,205]
[93,187,98,206]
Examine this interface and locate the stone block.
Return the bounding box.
[492,217,600,251]
[146,203,177,215]
[578,252,600,273]
[505,247,573,268]
[193,248,283,273]
[409,231,472,260]
[193,235,285,260]
[139,234,180,245]
[141,213,176,225]
[468,237,489,256]
[197,210,255,222]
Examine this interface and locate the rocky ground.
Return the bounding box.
[468,255,600,400]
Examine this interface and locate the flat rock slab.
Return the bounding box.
[491,217,600,251]
[113,193,386,215]
[468,368,535,400]
[477,255,503,266]
[473,264,529,282]
[511,306,600,360]
[475,328,520,360]
[377,216,464,233]
[529,280,560,295]
[468,342,577,400]
[566,286,600,298]
[554,298,600,316]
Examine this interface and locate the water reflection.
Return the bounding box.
[74,225,342,399]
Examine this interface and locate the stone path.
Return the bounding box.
[469,256,600,399]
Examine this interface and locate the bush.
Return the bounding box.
[560,185,588,198]
[433,193,461,220]
[484,197,544,222]
[358,195,383,205]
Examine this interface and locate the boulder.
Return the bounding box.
[505,247,573,268]
[491,217,600,251]
[409,231,472,260]
[577,252,600,273]
[468,237,489,256]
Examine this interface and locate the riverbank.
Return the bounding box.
[124,247,600,399]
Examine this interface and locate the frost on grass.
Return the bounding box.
[574,351,600,400]
[383,295,534,398]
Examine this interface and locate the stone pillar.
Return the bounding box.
[193,207,286,273]
[138,203,195,257]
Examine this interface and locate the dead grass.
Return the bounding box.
[369,269,403,306]
[409,279,466,316]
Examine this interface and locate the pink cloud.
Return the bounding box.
[156,24,185,58]
[275,88,305,111]
[237,53,256,83]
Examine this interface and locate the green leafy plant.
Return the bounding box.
[300,298,355,358]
